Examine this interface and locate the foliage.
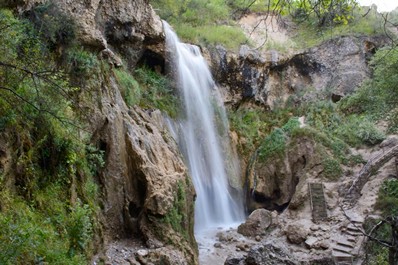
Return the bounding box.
[0,8,100,264]
[322,157,343,180]
[24,2,76,50]
[376,179,398,217]
[66,47,99,83]
[363,217,391,265]
[340,46,398,132]
[151,0,247,49]
[174,24,247,49]
[258,117,300,161]
[113,67,180,117]
[163,181,189,239]
[113,68,141,107]
[364,178,398,264]
[134,67,180,118]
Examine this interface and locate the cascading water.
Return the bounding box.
[164,22,244,233]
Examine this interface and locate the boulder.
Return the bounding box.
[285,223,310,245]
[237,209,272,236]
[225,244,298,265]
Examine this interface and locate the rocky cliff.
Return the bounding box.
[210,35,388,109]
[3,0,198,264]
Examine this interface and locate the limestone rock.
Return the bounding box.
[237,209,272,236]
[11,0,165,67]
[210,35,388,109]
[83,58,197,264]
[285,224,310,245]
[247,136,320,212]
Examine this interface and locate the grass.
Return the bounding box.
[291,6,386,50]
[174,24,247,49]
[113,67,180,118]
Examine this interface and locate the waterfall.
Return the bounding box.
[164,22,244,232]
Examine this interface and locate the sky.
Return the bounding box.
[356,0,398,12]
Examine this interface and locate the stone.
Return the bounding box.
[214,243,222,248]
[305,237,318,249]
[285,224,309,245]
[255,235,261,242]
[136,249,149,257]
[225,244,298,265]
[237,209,272,236]
[224,255,245,265]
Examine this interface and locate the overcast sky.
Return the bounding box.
[357,0,398,12]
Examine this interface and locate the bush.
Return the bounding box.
[113,68,141,107]
[134,67,180,118]
[67,47,99,83]
[24,2,76,49]
[258,117,300,161]
[0,9,99,264]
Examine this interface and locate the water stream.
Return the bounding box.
[164,22,244,233]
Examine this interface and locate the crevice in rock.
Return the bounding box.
[137,49,165,74]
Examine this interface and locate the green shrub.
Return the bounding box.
[258,117,300,161]
[113,68,141,107]
[0,9,99,264]
[24,2,76,49]
[134,67,180,118]
[163,181,189,239]
[339,46,398,132]
[322,157,343,180]
[67,47,98,81]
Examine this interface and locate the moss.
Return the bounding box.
[163,181,189,240]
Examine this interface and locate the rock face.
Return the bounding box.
[247,136,322,212]
[237,209,272,236]
[87,76,197,263]
[10,0,164,67]
[210,35,388,109]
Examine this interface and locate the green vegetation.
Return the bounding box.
[151,0,387,51]
[340,46,398,133]
[0,8,102,264]
[151,0,247,48]
[363,178,398,264]
[163,181,189,239]
[113,66,180,118]
[257,117,300,160]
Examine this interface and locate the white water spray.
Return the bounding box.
[164,22,244,232]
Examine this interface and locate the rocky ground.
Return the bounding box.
[197,136,398,265]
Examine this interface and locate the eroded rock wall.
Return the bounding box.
[210,35,388,109]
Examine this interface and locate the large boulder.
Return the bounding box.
[225,244,298,265]
[285,223,310,245]
[237,209,273,236]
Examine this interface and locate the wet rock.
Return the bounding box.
[224,255,245,265]
[237,209,272,236]
[214,242,222,248]
[225,244,298,265]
